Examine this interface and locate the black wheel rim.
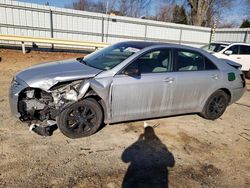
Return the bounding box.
[208,95,226,117]
[65,103,96,134]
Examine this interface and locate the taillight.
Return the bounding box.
[240,74,246,87]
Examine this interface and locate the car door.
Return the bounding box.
[111,48,177,122]
[171,49,220,113]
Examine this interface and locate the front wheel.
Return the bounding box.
[200,90,228,120]
[57,98,103,138]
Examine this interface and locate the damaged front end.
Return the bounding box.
[12,78,98,136]
[17,80,91,122]
[9,58,108,136]
[15,75,114,138]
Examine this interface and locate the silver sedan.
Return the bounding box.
[9,41,246,138]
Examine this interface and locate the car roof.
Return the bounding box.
[228,42,250,46]
[117,41,169,49]
[211,42,230,45]
[123,41,250,49]
[213,42,250,46]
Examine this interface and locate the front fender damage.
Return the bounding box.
[51,77,113,122]
[57,78,112,103]
[23,77,113,136]
[89,78,113,121]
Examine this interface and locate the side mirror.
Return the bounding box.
[224,50,233,55]
[123,64,140,77]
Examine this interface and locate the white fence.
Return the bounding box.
[0,0,249,49]
[214,28,250,43]
[0,0,211,48]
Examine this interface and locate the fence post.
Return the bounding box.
[144,22,147,41]
[105,16,111,43]
[210,19,217,43]
[243,31,248,43]
[179,28,182,44]
[50,10,54,49]
[21,41,26,54]
[209,28,213,43]
[101,17,104,42]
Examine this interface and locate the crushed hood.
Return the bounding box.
[16,58,102,91]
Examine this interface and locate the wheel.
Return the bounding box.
[200,90,228,120]
[57,98,103,138]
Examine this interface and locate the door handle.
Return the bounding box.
[164,77,175,83]
[236,57,241,59]
[211,74,218,79]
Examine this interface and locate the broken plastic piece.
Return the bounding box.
[29,122,57,136]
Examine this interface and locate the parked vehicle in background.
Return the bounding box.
[9,41,246,139]
[201,42,230,53]
[212,43,250,78]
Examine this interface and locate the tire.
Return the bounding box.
[57,98,103,139]
[200,90,228,120]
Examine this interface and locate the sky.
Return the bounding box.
[18,0,248,26]
[19,0,72,7]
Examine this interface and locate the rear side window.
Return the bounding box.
[205,58,218,70]
[239,45,250,54]
[174,49,217,71]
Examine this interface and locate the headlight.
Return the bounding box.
[10,77,28,95]
[11,78,20,87]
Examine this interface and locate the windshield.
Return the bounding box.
[82,43,142,70]
[201,43,229,52]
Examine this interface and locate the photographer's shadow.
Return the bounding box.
[122,126,175,188]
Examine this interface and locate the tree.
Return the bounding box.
[72,0,89,11]
[68,0,236,27]
[240,19,250,28]
[186,0,233,26]
[206,0,232,27]
[172,5,187,24]
[155,5,173,22]
[117,0,152,17]
[70,0,108,13]
[154,0,175,22]
[91,1,106,13]
[217,22,236,28]
[187,0,214,26]
[70,0,152,17]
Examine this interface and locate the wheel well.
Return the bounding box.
[84,89,107,120]
[219,88,231,103]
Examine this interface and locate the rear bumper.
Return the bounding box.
[9,77,28,118]
[230,87,246,104]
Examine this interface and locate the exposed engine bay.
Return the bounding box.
[18,80,90,123]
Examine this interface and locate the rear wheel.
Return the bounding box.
[200,90,228,120]
[57,98,103,138]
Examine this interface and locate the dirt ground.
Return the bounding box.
[0,49,250,188]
